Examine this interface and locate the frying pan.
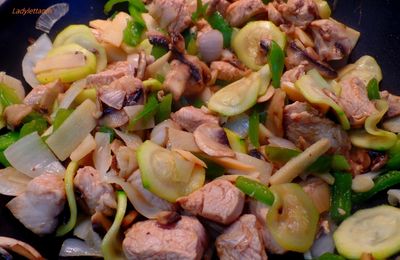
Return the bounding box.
[0,0,399,259]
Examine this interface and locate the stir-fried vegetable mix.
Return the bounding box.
[2,0,400,259]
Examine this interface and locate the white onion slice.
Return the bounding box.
[46,99,97,161]
[114,129,142,149]
[93,132,112,176]
[35,3,69,33]
[0,167,32,196]
[59,238,102,258]
[59,79,86,109]
[104,171,173,219]
[73,219,102,249]
[21,34,52,88]
[4,132,65,178]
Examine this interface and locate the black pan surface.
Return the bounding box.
[0,0,399,259]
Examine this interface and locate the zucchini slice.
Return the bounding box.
[232,21,286,71]
[137,140,205,202]
[334,205,400,259]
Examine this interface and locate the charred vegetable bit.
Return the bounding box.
[56,161,78,236]
[235,176,274,205]
[101,191,127,260]
[352,171,400,203]
[207,12,233,48]
[367,78,380,100]
[267,41,285,88]
[249,110,260,148]
[331,172,352,222]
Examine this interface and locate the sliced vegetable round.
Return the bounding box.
[334,205,400,259]
[266,183,319,253]
[35,43,97,84]
[232,21,286,70]
[208,71,261,116]
[137,140,205,202]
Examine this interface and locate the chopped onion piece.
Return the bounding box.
[46,99,97,161]
[22,34,52,88]
[59,238,102,258]
[387,189,400,206]
[93,132,111,176]
[51,79,86,120]
[104,172,172,219]
[0,236,43,259]
[114,129,142,149]
[35,3,69,33]
[70,134,96,162]
[0,167,32,196]
[4,132,65,178]
[73,219,102,249]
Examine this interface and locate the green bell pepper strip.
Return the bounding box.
[56,161,79,236]
[387,154,400,170]
[367,78,380,100]
[101,191,127,260]
[151,45,168,59]
[249,110,260,148]
[123,20,145,47]
[268,41,285,88]
[20,118,48,138]
[331,155,351,171]
[128,93,159,129]
[155,93,172,123]
[0,132,19,167]
[98,126,116,142]
[352,171,400,203]
[53,108,74,131]
[331,172,352,222]
[192,0,209,22]
[207,12,233,48]
[236,176,274,205]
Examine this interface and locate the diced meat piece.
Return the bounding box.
[369,151,388,172]
[172,106,219,132]
[226,0,267,27]
[276,0,318,27]
[310,19,360,61]
[164,60,191,101]
[4,104,33,128]
[149,0,195,33]
[266,3,284,25]
[74,166,117,216]
[285,40,337,78]
[98,76,143,110]
[123,216,207,260]
[206,0,231,16]
[249,200,286,255]
[24,80,63,112]
[86,61,136,87]
[127,170,176,212]
[348,147,371,175]
[216,214,268,260]
[177,179,245,225]
[283,101,351,154]
[181,55,211,97]
[380,91,400,118]
[336,77,377,127]
[6,174,66,235]
[210,61,249,82]
[281,65,306,86]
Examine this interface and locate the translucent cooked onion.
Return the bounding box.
[4,132,65,178]
[59,238,102,258]
[35,3,69,33]
[114,129,143,149]
[58,79,86,109]
[0,167,32,196]
[93,132,112,176]
[22,34,52,88]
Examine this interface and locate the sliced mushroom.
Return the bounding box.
[194,123,235,157]
[0,237,43,260]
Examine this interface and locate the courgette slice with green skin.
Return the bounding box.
[53,24,107,72]
[334,205,400,259]
[232,21,286,71]
[137,140,205,202]
[224,128,247,153]
[36,43,97,84]
[207,69,261,116]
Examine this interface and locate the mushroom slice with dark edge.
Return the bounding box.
[194,123,235,157]
[0,237,43,260]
